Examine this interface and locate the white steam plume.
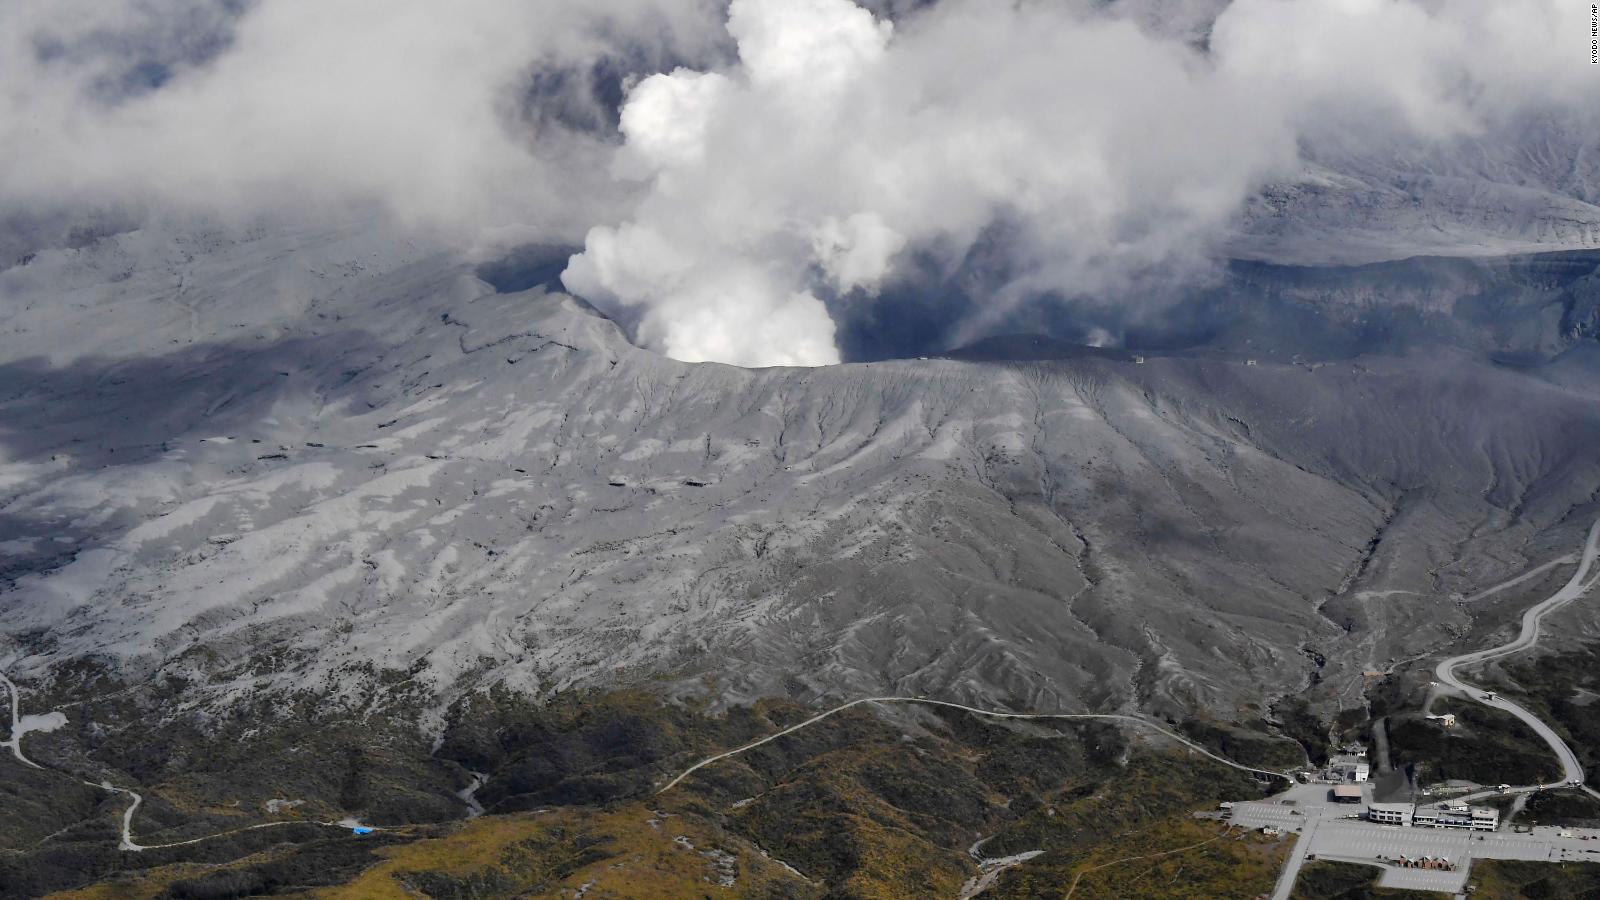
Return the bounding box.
[564,0,1590,366]
[0,0,1590,367]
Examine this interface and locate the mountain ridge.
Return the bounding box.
[4,223,1600,736]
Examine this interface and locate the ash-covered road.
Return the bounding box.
[1436,516,1600,793]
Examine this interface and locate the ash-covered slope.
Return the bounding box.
[1233,112,1600,265]
[4,223,1600,732]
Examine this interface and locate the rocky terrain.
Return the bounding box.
[3,218,1600,896]
[2,1,1599,895]
[6,221,1600,729]
[1234,117,1600,267]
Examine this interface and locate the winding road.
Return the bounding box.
[9,518,1599,865]
[0,672,38,769]
[12,675,1289,856]
[657,695,1294,794]
[3,670,147,848]
[1,669,359,852]
[1460,553,1578,604]
[1271,516,1600,900]
[1434,516,1600,794]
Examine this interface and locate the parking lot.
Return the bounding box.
[1227,802,1308,833]
[1311,819,1479,862]
[1372,862,1470,893]
[1305,824,1600,892]
[1228,782,1370,834]
[1303,820,1600,892]
[1239,785,1600,897]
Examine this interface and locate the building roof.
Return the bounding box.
[1368,802,1413,813]
[1332,784,1363,798]
[1415,802,1496,819]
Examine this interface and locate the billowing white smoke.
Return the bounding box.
[0,0,1588,366]
[563,0,1588,366]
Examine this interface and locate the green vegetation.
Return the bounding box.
[1384,701,1557,786]
[1363,639,1600,794]
[1274,698,1334,766]
[1333,707,1368,741]
[1178,716,1306,770]
[0,765,105,850]
[724,708,1125,897]
[317,805,815,899]
[1470,859,1600,899]
[43,806,814,900]
[971,751,1284,897]
[11,682,1300,899]
[998,817,1286,899]
[1290,860,1447,899]
[981,751,1262,860]
[39,833,417,900]
[1518,789,1600,827]
[730,742,988,896]
[1494,641,1600,771]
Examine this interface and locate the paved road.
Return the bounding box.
[1,668,145,846]
[658,695,1295,794]
[0,672,40,769]
[2,668,355,852]
[1435,516,1600,793]
[1248,787,1600,899]
[1269,817,1321,900]
[1312,853,1467,895]
[1266,518,1600,897]
[1230,783,1366,900]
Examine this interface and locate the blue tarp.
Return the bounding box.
[351,826,375,835]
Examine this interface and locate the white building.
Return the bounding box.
[1328,754,1370,783]
[1368,802,1414,826]
[1365,800,1498,831]
[1412,801,1499,832]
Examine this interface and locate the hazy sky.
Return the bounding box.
[2,0,1590,366]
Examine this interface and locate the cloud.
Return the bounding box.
[563,0,1593,366]
[0,0,723,242]
[0,0,1591,366]
[1213,0,1586,141]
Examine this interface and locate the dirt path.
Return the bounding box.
[1,669,351,852]
[657,695,1292,794]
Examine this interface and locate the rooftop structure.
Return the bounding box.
[1413,801,1498,832]
[1332,784,1363,803]
[1368,802,1414,826]
[1327,754,1371,783]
